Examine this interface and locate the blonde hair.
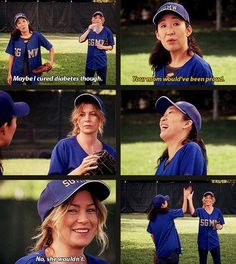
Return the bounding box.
[31,191,109,255]
[69,103,106,136]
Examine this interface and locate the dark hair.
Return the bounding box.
[157,114,207,165]
[147,206,169,221]
[11,24,34,39]
[149,23,203,71]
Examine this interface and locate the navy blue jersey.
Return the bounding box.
[155,142,207,176]
[154,54,214,85]
[85,27,114,70]
[193,207,225,250]
[15,249,110,264]
[48,135,116,175]
[5,31,52,85]
[147,209,184,258]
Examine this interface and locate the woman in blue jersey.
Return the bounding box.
[150,2,214,85]
[0,90,30,176]
[155,96,207,176]
[48,93,116,175]
[188,191,224,264]
[15,180,111,264]
[147,188,190,264]
[79,11,114,85]
[6,12,54,86]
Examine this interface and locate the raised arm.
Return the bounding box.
[182,187,190,213]
[79,24,95,43]
[187,192,195,215]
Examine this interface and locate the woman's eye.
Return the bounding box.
[87,208,96,213]
[68,209,77,214]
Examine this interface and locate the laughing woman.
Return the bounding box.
[155,96,207,176]
[15,180,111,264]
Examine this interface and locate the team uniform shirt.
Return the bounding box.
[5,32,52,85]
[48,135,116,175]
[154,54,214,85]
[84,27,114,70]
[147,209,184,258]
[155,142,206,176]
[15,249,110,264]
[193,207,225,250]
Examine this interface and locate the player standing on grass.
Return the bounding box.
[6,13,54,86]
[147,188,190,264]
[150,2,214,85]
[188,191,224,264]
[79,11,114,85]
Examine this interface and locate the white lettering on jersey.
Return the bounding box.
[200,218,217,227]
[15,48,21,57]
[28,48,39,58]
[88,39,105,46]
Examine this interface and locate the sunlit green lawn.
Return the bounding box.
[0,33,116,85]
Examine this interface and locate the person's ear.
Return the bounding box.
[186,25,192,37]
[0,123,7,135]
[155,30,160,40]
[183,120,193,130]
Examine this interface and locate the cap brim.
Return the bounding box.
[74,93,103,111]
[93,12,104,17]
[54,180,110,208]
[153,10,189,25]
[203,192,215,197]
[164,195,170,201]
[13,102,30,117]
[155,96,186,116]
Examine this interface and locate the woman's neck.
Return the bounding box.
[76,133,102,154]
[203,205,214,213]
[169,48,192,68]
[166,136,187,161]
[20,30,32,39]
[45,245,87,264]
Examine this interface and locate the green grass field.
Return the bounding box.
[121,24,236,85]
[121,213,236,264]
[121,113,236,175]
[0,33,116,85]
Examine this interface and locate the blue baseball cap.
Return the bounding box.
[153,2,190,25]
[0,90,30,126]
[37,180,110,221]
[155,96,202,133]
[152,194,170,208]
[14,12,28,25]
[74,93,105,113]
